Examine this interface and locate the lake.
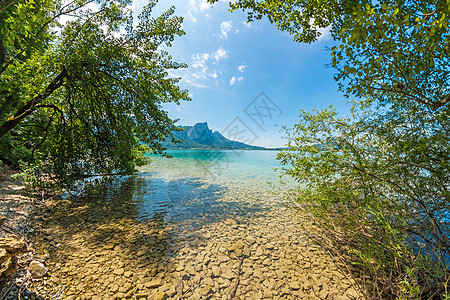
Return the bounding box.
[136,150,284,226]
[32,149,360,299]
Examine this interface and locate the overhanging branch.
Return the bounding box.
[0,67,67,138]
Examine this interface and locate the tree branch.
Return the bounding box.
[0,67,67,138]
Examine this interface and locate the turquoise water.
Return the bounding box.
[144,150,282,183]
[135,150,285,227]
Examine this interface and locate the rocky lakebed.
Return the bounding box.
[1,174,365,299]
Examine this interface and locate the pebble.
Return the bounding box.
[145,278,163,289]
[112,268,124,276]
[28,261,48,279]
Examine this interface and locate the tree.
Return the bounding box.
[213,0,450,111]
[212,0,450,297]
[277,102,449,298]
[0,0,189,185]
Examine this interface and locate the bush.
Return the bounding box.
[278,102,450,299]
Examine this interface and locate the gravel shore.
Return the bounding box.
[1,170,364,299]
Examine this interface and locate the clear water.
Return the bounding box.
[135,150,285,226]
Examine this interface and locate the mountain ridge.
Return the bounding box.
[162,122,265,150]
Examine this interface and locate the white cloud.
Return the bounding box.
[308,18,332,42]
[192,53,210,69]
[229,76,243,86]
[179,47,229,88]
[187,10,197,23]
[189,0,211,13]
[238,65,247,73]
[213,47,228,61]
[242,21,252,28]
[317,25,332,41]
[220,21,233,38]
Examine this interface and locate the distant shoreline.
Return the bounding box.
[163,148,285,151]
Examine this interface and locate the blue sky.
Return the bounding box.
[133,0,350,148]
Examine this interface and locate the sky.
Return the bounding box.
[133,0,351,148]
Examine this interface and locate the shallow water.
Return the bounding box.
[137,150,283,225]
[30,150,361,299]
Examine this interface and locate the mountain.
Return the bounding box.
[162,122,265,150]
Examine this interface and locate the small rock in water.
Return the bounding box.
[200,285,212,296]
[113,268,124,275]
[289,281,301,290]
[228,241,244,252]
[223,218,237,225]
[28,261,47,279]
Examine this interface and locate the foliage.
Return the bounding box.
[278,102,449,298]
[213,0,450,111]
[0,0,189,187]
[212,0,450,297]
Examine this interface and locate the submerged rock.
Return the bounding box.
[28,260,48,279]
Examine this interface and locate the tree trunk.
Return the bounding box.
[0,67,67,138]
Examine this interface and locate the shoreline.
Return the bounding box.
[1,172,364,299]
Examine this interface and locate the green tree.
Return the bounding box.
[0,0,189,186]
[213,0,450,297]
[277,102,449,298]
[213,0,450,111]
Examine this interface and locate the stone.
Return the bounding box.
[103,243,116,250]
[194,264,202,272]
[263,289,273,298]
[0,237,27,253]
[154,292,167,300]
[218,255,229,263]
[253,269,264,280]
[265,243,275,250]
[135,293,147,299]
[247,237,256,244]
[124,271,133,278]
[228,241,244,252]
[200,285,212,296]
[28,261,47,279]
[0,248,16,279]
[110,284,119,292]
[145,278,163,289]
[204,277,214,286]
[221,268,235,280]
[255,247,264,257]
[346,287,359,298]
[289,281,301,290]
[224,218,237,225]
[150,267,158,276]
[113,268,125,276]
[211,266,221,277]
[319,289,329,299]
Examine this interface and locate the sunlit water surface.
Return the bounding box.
[135,150,285,227]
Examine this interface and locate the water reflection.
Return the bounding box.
[132,172,271,230]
